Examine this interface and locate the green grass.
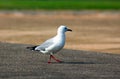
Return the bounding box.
[0,0,120,10]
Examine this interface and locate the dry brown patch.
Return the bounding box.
[0,11,120,54]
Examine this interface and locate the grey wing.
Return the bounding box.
[35,38,54,51]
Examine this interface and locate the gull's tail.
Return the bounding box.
[26,46,37,51]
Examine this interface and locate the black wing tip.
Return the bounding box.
[26,46,37,51]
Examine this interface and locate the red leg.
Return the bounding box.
[48,55,52,64]
[51,55,62,63]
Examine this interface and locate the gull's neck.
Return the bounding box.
[57,31,65,37]
[56,31,66,43]
[55,30,66,45]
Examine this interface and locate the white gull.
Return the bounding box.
[27,25,72,63]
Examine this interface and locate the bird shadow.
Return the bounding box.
[52,61,96,64]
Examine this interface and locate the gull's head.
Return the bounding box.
[57,25,72,34]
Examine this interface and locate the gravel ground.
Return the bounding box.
[0,42,120,79]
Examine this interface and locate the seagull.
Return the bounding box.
[27,25,72,63]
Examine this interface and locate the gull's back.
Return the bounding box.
[35,37,55,51]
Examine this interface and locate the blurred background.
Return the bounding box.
[0,0,120,54]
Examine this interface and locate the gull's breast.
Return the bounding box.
[51,35,65,53]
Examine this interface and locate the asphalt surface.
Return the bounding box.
[0,42,120,79]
